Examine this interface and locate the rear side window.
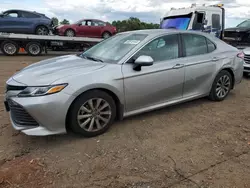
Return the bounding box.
[182,34,207,56]
[21,12,40,18]
[207,39,216,53]
[212,14,220,29]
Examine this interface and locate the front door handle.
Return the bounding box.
[173,64,184,69]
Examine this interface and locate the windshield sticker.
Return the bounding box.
[124,40,141,45]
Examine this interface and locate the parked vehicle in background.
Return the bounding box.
[224,20,250,48]
[243,48,250,76]
[0,10,53,35]
[4,29,243,137]
[160,3,225,39]
[54,19,117,38]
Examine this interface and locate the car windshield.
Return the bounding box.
[161,15,192,30]
[237,20,250,28]
[80,33,148,63]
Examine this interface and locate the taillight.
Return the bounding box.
[237,52,244,59]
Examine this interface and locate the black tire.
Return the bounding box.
[102,31,111,39]
[208,70,233,101]
[1,41,19,56]
[65,29,75,37]
[25,42,42,56]
[243,72,250,78]
[35,26,49,35]
[68,90,116,137]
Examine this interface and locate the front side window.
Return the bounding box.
[135,34,179,62]
[81,33,148,63]
[182,34,207,57]
[21,12,40,18]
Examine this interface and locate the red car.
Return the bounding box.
[54,19,117,38]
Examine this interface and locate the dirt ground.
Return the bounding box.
[0,53,249,188]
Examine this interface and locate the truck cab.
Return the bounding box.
[160,4,225,39]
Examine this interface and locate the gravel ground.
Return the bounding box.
[0,53,249,188]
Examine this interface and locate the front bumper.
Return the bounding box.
[5,91,75,136]
[244,62,250,73]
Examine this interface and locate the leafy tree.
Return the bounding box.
[112,17,160,32]
[60,19,70,25]
[52,17,59,26]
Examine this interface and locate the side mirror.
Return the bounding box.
[203,19,208,25]
[133,55,154,71]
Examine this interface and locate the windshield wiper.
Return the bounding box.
[82,55,104,63]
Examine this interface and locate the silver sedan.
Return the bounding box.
[5,29,244,137]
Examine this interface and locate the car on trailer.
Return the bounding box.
[54,19,117,38]
[0,9,53,35]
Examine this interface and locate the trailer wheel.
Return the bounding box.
[25,42,42,56]
[1,41,19,56]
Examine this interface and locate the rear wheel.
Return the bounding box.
[36,26,49,35]
[209,70,233,101]
[25,42,42,56]
[1,41,19,56]
[68,90,116,137]
[102,31,111,39]
[65,29,75,37]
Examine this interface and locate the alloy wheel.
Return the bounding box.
[77,98,112,132]
[4,43,17,55]
[216,75,230,98]
[37,27,48,35]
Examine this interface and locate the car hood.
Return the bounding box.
[225,27,250,32]
[10,55,106,86]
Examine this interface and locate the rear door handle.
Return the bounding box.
[212,57,220,61]
[173,64,184,69]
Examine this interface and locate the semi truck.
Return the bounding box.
[160,3,225,39]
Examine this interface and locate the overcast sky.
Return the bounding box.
[1,0,250,27]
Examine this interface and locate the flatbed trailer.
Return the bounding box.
[0,33,103,56]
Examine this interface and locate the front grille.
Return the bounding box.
[6,85,27,92]
[8,100,39,127]
[224,31,240,38]
[244,54,250,64]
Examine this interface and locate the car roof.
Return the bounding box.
[4,9,44,16]
[120,29,210,37]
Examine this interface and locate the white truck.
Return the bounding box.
[160,3,225,39]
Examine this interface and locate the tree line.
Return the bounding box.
[52,17,160,32]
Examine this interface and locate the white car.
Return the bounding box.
[243,48,250,76]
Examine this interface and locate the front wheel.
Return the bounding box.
[68,90,116,137]
[208,70,233,101]
[65,29,75,37]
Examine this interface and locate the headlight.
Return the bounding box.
[18,84,68,97]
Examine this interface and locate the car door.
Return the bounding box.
[77,20,93,37]
[0,11,21,33]
[18,11,40,33]
[122,34,185,113]
[181,33,219,98]
[89,20,104,37]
